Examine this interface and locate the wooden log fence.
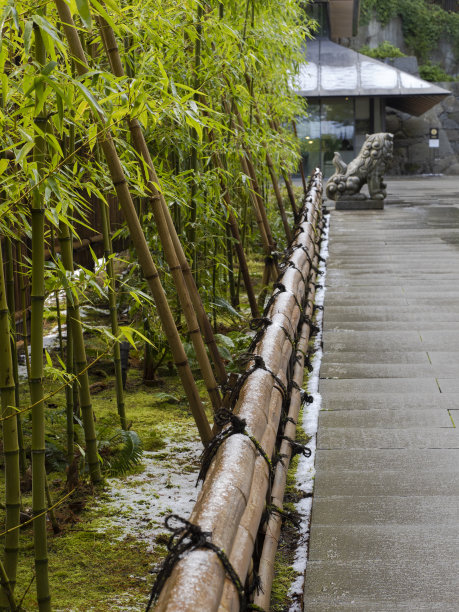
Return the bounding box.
[148,169,325,611]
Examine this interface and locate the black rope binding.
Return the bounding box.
[280,435,312,458]
[266,504,301,528]
[145,514,258,611]
[198,408,273,484]
[300,389,314,405]
[226,354,288,413]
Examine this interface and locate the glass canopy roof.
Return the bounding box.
[294,38,450,116]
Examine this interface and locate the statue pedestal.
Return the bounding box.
[335,199,384,210]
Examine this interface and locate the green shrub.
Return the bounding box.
[360,0,459,62]
[418,62,455,82]
[359,41,406,59]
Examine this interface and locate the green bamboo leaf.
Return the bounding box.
[15,141,34,164]
[44,350,53,368]
[73,80,105,118]
[41,60,57,76]
[90,0,118,30]
[24,20,34,55]
[88,124,98,151]
[32,15,67,56]
[1,73,7,106]
[76,0,92,29]
[0,159,8,175]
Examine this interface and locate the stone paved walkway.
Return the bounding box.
[304,176,459,611]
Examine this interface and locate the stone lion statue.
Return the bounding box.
[326,132,394,201]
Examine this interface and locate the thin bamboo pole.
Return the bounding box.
[96,13,223,411]
[56,220,101,482]
[231,103,277,253]
[17,245,31,381]
[241,87,293,243]
[30,19,51,610]
[207,134,258,318]
[272,117,299,218]
[54,0,211,443]
[5,240,27,475]
[265,151,292,242]
[99,199,127,429]
[292,119,307,195]
[187,2,203,280]
[65,307,74,466]
[0,246,21,607]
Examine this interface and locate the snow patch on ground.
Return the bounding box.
[97,433,202,552]
[287,212,329,611]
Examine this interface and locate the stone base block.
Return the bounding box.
[335,199,384,210]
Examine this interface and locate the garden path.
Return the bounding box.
[304,176,459,610]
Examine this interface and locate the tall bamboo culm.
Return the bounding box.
[30,19,51,611]
[0,247,21,609]
[57,221,102,482]
[96,14,222,414]
[54,0,212,444]
[96,12,227,384]
[99,200,127,429]
[5,240,27,474]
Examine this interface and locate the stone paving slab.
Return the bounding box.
[427,351,459,365]
[322,393,459,411]
[318,408,452,428]
[304,561,459,606]
[324,330,459,351]
[309,495,459,525]
[437,379,459,392]
[313,470,459,496]
[308,525,459,562]
[323,331,423,351]
[320,362,459,378]
[303,597,455,611]
[314,449,459,471]
[321,351,430,364]
[317,428,459,449]
[319,378,439,394]
[324,320,459,331]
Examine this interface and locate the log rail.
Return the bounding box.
[149,169,326,611]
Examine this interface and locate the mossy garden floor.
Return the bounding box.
[3,295,221,612]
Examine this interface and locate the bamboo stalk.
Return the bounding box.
[241,86,292,243]
[99,199,127,429]
[17,245,31,382]
[187,2,203,280]
[0,245,21,607]
[30,19,51,609]
[65,307,74,466]
[55,0,212,443]
[271,117,299,218]
[56,220,101,483]
[225,99,278,291]
[231,103,277,254]
[292,119,307,195]
[265,151,292,242]
[96,13,223,412]
[5,240,27,475]
[207,137,258,318]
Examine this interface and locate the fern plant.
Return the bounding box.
[100,430,144,477]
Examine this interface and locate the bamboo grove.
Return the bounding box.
[0,0,315,608]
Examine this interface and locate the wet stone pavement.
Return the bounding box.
[303,177,459,611]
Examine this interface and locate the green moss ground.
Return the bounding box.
[1,356,213,610]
